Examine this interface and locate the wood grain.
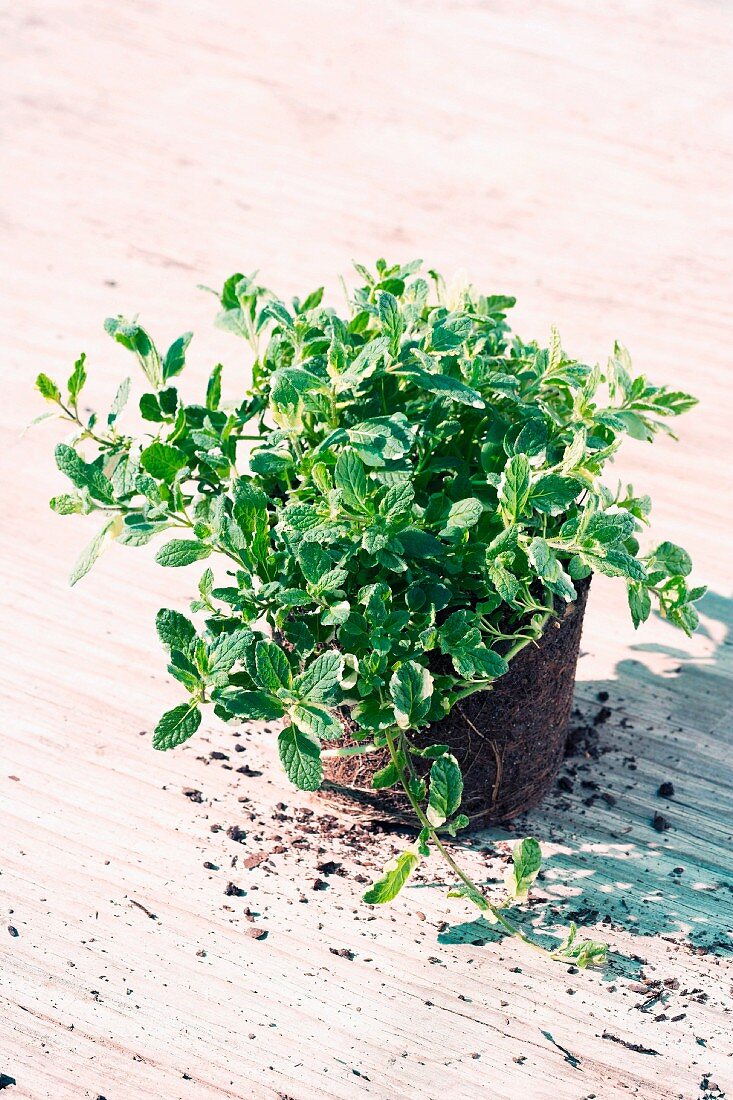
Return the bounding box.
[1,2,732,1098]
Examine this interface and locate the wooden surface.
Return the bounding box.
[1,2,732,1097]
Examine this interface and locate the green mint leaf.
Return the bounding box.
[215,689,285,721]
[297,542,332,584]
[334,449,370,514]
[156,608,197,654]
[403,367,484,409]
[207,629,253,674]
[444,813,470,836]
[586,510,636,545]
[153,703,201,750]
[155,539,212,567]
[512,419,547,458]
[505,837,542,900]
[36,372,62,403]
[278,723,322,790]
[650,541,692,577]
[371,761,400,790]
[528,537,576,602]
[254,640,292,692]
[69,518,115,585]
[67,353,87,403]
[290,702,342,742]
[389,660,433,729]
[556,922,607,968]
[530,474,582,516]
[294,651,344,703]
[206,362,223,410]
[547,325,562,373]
[105,316,163,389]
[140,441,188,482]
[396,527,444,559]
[498,454,531,523]
[627,582,651,629]
[446,882,489,911]
[332,337,389,391]
[55,444,114,504]
[426,754,463,827]
[140,393,164,422]
[583,548,646,582]
[379,482,414,524]
[467,644,510,679]
[108,377,131,425]
[430,316,472,352]
[162,332,193,381]
[50,493,82,515]
[363,849,419,905]
[377,290,404,355]
[442,497,483,532]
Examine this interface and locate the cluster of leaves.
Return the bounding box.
[38,259,701,965]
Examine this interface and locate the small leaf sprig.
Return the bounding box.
[38,260,702,966]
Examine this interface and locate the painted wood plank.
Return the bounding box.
[1,2,732,1098]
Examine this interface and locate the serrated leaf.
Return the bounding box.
[446,882,489,911]
[583,547,646,582]
[140,441,188,483]
[505,837,542,900]
[291,702,342,741]
[333,337,389,391]
[561,428,587,472]
[298,542,332,583]
[216,690,285,721]
[105,316,163,389]
[512,419,547,458]
[153,703,201,750]
[379,481,414,524]
[294,651,344,703]
[156,608,197,654]
[163,332,193,381]
[390,661,433,729]
[50,493,82,515]
[207,629,253,674]
[67,353,87,402]
[362,849,419,905]
[55,444,114,504]
[155,539,212,567]
[650,541,692,578]
[442,497,483,532]
[397,527,444,558]
[36,372,61,403]
[530,474,582,516]
[378,290,404,355]
[627,582,651,629]
[206,362,223,410]
[69,518,115,585]
[528,537,576,602]
[334,449,370,514]
[498,453,531,523]
[371,761,400,790]
[278,723,322,790]
[547,325,562,373]
[426,754,463,827]
[108,377,131,424]
[430,316,472,351]
[254,640,292,692]
[403,367,484,408]
[586,510,636,545]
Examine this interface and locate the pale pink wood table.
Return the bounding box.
[1,2,732,1097]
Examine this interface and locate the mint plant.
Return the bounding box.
[38,260,702,966]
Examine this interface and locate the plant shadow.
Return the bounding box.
[439,590,733,960]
